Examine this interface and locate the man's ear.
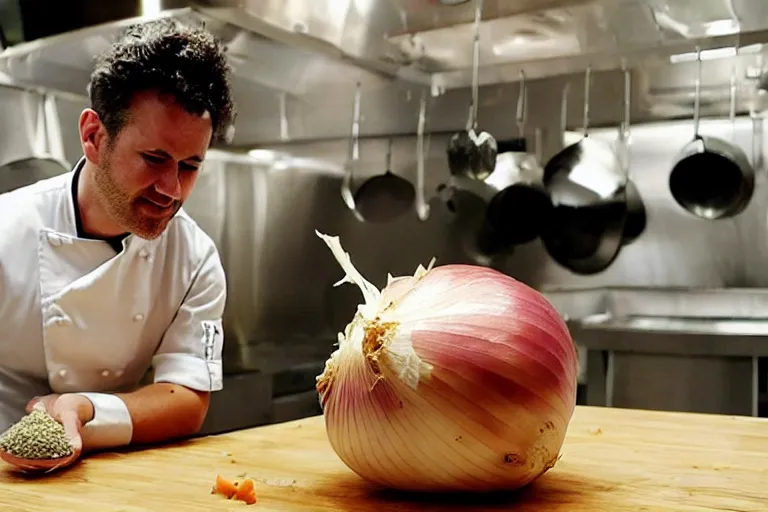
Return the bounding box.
[79,109,108,165]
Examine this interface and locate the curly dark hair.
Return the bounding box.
[88,17,236,144]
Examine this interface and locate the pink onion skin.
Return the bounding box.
[318,264,579,493]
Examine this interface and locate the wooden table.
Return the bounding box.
[1,405,767,511]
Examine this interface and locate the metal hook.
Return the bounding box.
[516,70,527,139]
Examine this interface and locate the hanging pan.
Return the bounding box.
[541,69,629,275]
[484,71,553,245]
[341,82,415,223]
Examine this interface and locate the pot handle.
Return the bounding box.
[466,0,484,131]
[582,65,591,137]
[692,47,702,139]
[560,82,570,148]
[516,70,526,139]
[416,90,430,221]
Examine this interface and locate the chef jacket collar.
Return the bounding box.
[70,157,129,253]
[62,157,159,254]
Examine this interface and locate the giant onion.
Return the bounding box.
[315,231,579,492]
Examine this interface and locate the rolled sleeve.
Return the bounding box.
[152,247,226,392]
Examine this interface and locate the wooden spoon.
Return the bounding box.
[0,403,82,474]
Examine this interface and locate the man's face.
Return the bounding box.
[94,91,213,240]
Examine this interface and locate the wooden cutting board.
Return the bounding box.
[1,405,767,511]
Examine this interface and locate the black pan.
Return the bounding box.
[541,70,628,275]
[353,138,415,223]
[668,48,755,220]
[542,193,628,276]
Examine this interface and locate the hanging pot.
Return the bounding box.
[668,47,755,220]
[439,73,552,262]
[484,71,552,245]
[541,68,629,275]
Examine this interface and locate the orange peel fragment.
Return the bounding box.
[212,474,257,505]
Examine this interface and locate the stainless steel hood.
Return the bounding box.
[0,3,394,98]
[4,1,768,94]
[386,0,768,87]
[0,1,412,146]
[182,0,768,88]
[3,0,768,146]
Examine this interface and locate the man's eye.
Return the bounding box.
[179,163,199,172]
[142,154,164,165]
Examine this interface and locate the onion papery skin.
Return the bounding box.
[316,235,579,493]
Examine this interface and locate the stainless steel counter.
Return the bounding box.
[199,287,768,435]
[198,337,334,435]
[221,337,336,397]
[545,287,768,418]
[544,287,768,321]
[570,315,768,356]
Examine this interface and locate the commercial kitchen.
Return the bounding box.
[1,0,768,510]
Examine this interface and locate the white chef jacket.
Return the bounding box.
[0,157,227,435]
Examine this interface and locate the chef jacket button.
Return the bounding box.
[139,248,150,259]
[133,313,144,322]
[101,369,111,378]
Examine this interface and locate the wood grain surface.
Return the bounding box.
[1,405,767,511]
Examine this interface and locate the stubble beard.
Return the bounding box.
[93,150,177,241]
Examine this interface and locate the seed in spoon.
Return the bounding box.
[0,409,74,460]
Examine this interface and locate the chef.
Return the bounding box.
[0,18,236,471]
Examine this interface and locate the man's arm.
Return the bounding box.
[117,383,210,445]
[56,383,209,449]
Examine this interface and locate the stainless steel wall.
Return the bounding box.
[3,84,768,355]
[0,84,67,168]
[191,115,768,350]
[224,56,763,147]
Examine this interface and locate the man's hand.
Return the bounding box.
[1,383,209,475]
[0,394,93,473]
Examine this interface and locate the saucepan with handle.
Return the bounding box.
[668,46,755,220]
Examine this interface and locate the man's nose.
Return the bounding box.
[155,168,182,201]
